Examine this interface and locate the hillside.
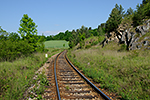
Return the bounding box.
[66,2,150,99]
[67,39,150,99]
[102,18,150,50]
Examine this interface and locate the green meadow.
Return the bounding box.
[67,41,150,100]
[44,40,69,48]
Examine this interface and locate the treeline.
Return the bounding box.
[45,25,105,48]
[45,0,150,49]
[0,14,45,62]
[45,30,72,41]
[105,0,150,34]
[68,25,105,48]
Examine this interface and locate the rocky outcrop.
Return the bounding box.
[102,19,150,50]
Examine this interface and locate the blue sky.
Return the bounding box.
[0,0,142,36]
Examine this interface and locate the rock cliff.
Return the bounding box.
[102,19,150,50]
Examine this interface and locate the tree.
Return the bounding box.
[18,14,40,51]
[105,4,124,33]
[18,14,38,41]
[125,7,134,16]
[64,30,72,41]
[115,4,125,17]
[0,26,8,40]
[105,7,122,33]
[133,1,150,26]
[8,32,20,41]
[142,0,150,4]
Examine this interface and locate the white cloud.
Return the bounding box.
[38,30,66,36]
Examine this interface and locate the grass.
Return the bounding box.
[139,31,150,41]
[44,40,69,48]
[0,48,63,100]
[65,85,70,90]
[67,41,150,100]
[76,36,105,49]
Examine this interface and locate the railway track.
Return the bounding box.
[43,50,111,100]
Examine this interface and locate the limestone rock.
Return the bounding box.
[101,19,150,50]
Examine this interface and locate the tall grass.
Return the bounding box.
[67,42,150,100]
[0,48,63,100]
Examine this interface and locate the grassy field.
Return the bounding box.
[67,41,150,100]
[0,48,63,100]
[44,40,69,48]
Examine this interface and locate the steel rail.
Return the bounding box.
[54,52,61,100]
[65,53,111,100]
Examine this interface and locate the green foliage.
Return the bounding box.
[98,36,105,43]
[125,7,134,17]
[0,52,46,99]
[45,24,105,49]
[63,44,65,47]
[68,45,150,100]
[133,1,150,26]
[18,14,45,52]
[79,40,85,49]
[8,32,20,41]
[85,44,91,49]
[18,14,37,39]
[91,41,99,46]
[65,85,70,90]
[106,7,122,33]
[68,25,105,48]
[0,39,34,61]
[79,32,85,41]
[115,4,125,17]
[28,72,49,99]
[0,48,63,99]
[45,30,72,41]
[118,44,127,51]
[0,14,46,61]
[69,41,75,48]
[0,26,8,40]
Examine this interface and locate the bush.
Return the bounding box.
[0,40,34,62]
[79,41,85,49]
[91,41,98,46]
[85,44,91,49]
[118,44,127,51]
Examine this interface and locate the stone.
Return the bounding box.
[135,37,139,42]
[137,44,142,49]
[144,37,149,40]
[136,26,146,36]
[101,19,150,50]
[147,47,150,50]
[143,41,149,46]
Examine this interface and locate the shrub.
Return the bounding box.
[85,44,91,49]
[0,40,35,61]
[79,41,85,49]
[118,44,127,51]
[91,41,98,46]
